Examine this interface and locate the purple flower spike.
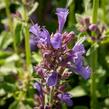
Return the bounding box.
[57,93,73,106]
[46,72,58,86]
[56,8,69,33]
[51,33,62,49]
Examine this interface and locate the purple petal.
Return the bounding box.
[80,66,91,79]
[29,23,50,46]
[75,64,91,80]
[68,41,91,79]
[73,54,83,66]
[56,8,69,33]
[73,43,85,55]
[40,27,51,45]
[57,93,73,106]
[72,43,91,79]
[89,24,97,31]
[33,82,43,95]
[46,72,58,86]
[30,23,40,36]
[45,105,50,109]
[51,33,62,49]
[30,38,37,51]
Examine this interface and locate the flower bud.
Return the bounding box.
[63,31,75,44]
[89,24,97,31]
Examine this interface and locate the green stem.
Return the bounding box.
[62,103,67,109]
[4,0,17,52]
[90,48,98,109]
[101,0,106,22]
[90,0,99,109]
[24,25,31,68]
[22,0,31,68]
[49,87,54,107]
[92,0,99,23]
[68,0,75,27]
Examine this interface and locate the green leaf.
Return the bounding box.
[9,101,32,109]
[0,63,17,75]
[0,82,16,93]
[5,54,19,63]
[0,32,12,50]
[66,0,73,8]
[28,2,38,15]
[75,14,83,23]
[74,106,88,109]
[83,0,91,12]
[15,23,22,46]
[0,51,12,58]
[32,52,42,63]
[24,98,34,107]
[69,86,86,97]
[0,88,6,97]
[0,0,5,10]
[86,43,99,56]
[76,37,86,44]
[9,101,19,109]
[0,53,19,65]
[105,29,109,35]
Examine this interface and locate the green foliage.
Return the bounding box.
[0,32,12,49]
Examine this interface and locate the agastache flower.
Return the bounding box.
[30,8,90,108]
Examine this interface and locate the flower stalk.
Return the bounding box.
[22,0,31,69]
[92,0,99,23]
[68,0,75,27]
[90,0,99,109]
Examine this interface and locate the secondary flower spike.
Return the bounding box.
[30,8,91,108]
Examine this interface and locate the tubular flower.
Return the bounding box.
[51,32,62,49]
[56,8,69,33]
[46,71,58,86]
[30,24,50,48]
[72,43,90,79]
[33,81,43,97]
[67,43,91,79]
[57,93,73,106]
